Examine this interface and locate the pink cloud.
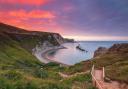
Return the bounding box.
[0,8,65,33]
[0,0,51,5]
[0,10,56,19]
[0,10,62,32]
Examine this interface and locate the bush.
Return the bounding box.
[0,78,14,89]
[1,70,22,80]
[14,80,38,89]
[45,62,60,67]
[34,69,48,78]
[40,82,71,89]
[62,74,92,86]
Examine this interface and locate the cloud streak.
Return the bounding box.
[0,0,127,40]
[9,10,56,19]
[0,0,51,5]
[0,9,56,28]
[0,9,56,31]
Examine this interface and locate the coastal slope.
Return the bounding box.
[0,23,94,89]
[0,22,67,63]
[93,43,128,83]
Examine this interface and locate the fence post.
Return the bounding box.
[103,67,105,81]
[91,65,104,89]
[91,65,96,86]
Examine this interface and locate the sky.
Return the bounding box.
[0,0,128,41]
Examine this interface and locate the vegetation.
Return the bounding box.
[61,73,96,89]
[1,23,128,88]
[93,44,128,83]
[62,60,92,75]
[0,23,94,89]
[0,37,94,88]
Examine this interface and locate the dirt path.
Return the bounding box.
[59,71,89,79]
[94,69,128,89]
[94,70,103,81]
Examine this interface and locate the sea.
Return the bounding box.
[47,41,128,65]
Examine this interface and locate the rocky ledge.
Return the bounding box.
[94,43,128,57]
[93,47,108,57]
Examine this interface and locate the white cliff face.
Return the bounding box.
[0,22,67,63]
[53,34,64,44]
[31,33,65,63]
[32,41,53,63]
[32,40,65,63]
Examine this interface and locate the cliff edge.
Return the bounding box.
[93,43,128,83]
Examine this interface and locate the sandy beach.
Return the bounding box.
[34,45,69,66]
[43,47,70,66]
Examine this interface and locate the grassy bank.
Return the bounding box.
[61,60,92,75]
[0,33,94,89]
[92,44,128,83]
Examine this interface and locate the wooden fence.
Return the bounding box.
[91,65,105,89]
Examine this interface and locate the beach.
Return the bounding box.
[33,45,68,65]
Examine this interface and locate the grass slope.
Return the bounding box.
[93,44,128,83]
[0,27,94,89]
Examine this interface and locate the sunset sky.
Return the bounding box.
[0,0,128,41]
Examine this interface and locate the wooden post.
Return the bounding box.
[92,65,94,75]
[103,67,105,81]
[92,79,94,86]
[91,65,96,86]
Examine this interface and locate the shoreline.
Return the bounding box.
[42,46,70,66]
[34,45,70,66]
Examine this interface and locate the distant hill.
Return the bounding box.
[0,22,65,50]
[0,22,27,33]
[0,22,67,70]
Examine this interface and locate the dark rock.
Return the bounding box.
[94,43,128,57]
[108,43,128,53]
[94,47,108,57]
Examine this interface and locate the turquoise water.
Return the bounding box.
[48,41,128,65]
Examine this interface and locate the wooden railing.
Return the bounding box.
[91,65,104,89]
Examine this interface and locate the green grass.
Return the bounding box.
[92,45,128,83]
[0,43,42,68]
[19,36,41,52]
[0,23,96,88]
[62,73,96,89]
[0,35,94,89]
[61,60,92,75]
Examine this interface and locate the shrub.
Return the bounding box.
[1,70,22,80]
[0,78,14,89]
[34,69,48,78]
[45,62,60,67]
[40,82,70,89]
[14,80,38,89]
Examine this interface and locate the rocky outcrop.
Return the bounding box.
[108,43,128,54]
[64,38,75,43]
[94,43,128,57]
[53,34,65,44]
[94,47,108,57]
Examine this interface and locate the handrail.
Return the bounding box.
[91,73,103,89]
[91,65,104,89]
